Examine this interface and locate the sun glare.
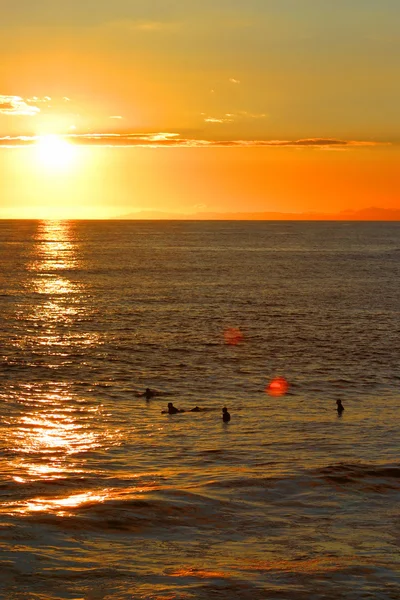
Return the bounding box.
[36,135,75,170]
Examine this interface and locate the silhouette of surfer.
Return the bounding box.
[222,407,231,422]
[162,403,205,414]
[164,402,184,414]
[336,399,344,415]
[143,388,155,400]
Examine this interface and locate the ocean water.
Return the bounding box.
[0,219,399,600]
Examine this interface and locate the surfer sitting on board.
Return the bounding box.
[222,407,231,422]
[336,399,344,415]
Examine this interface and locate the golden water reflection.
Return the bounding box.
[2,221,115,517]
[18,413,97,454]
[6,490,111,517]
[11,222,103,481]
[12,219,101,353]
[24,220,84,327]
[23,491,110,516]
[8,483,160,517]
[29,220,78,273]
[31,277,78,296]
[11,390,104,481]
[2,383,118,517]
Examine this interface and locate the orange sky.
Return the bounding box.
[1,1,399,218]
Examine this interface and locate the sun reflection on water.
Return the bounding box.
[9,388,104,483]
[18,413,97,455]
[31,277,78,295]
[23,220,85,328]
[2,221,112,514]
[12,220,100,349]
[26,491,108,512]
[29,220,78,272]
[9,490,110,517]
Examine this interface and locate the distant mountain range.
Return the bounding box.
[116,207,400,221]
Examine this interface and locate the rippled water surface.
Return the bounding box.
[0,220,399,599]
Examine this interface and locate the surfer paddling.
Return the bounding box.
[161,403,206,414]
[161,402,185,414]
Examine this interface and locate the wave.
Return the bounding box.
[1,461,399,600]
[204,462,400,497]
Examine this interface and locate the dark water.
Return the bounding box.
[0,220,399,599]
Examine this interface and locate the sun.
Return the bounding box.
[35,134,75,170]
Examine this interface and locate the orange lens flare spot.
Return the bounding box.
[224,327,244,345]
[266,376,289,396]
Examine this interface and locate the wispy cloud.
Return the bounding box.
[229,78,240,84]
[237,111,266,119]
[0,95,41,116]
[26,96,52,104]
[203,111,266,124]
[0,132,388,149]
[204,116,235,124]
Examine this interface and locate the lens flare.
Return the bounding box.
[266,376,289,397]
[224,327,244,345]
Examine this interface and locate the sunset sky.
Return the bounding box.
[1,0,399,219]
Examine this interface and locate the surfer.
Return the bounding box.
[165,402,185,414]
[222,407,231,422]
[143,388,155,400]
[336,399,344,415]
[162,403,205,414]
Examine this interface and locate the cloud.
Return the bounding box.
[0,95,41,116]
[237,111,266,119]
[204,111,267,123]
[109,115,123,119]
[0,93,76,117]
[229,78,240,84]
[26,96,51,104]
[0,132,388,149]
[204,116,235,123]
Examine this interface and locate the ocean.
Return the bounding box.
[0,220,399,599]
